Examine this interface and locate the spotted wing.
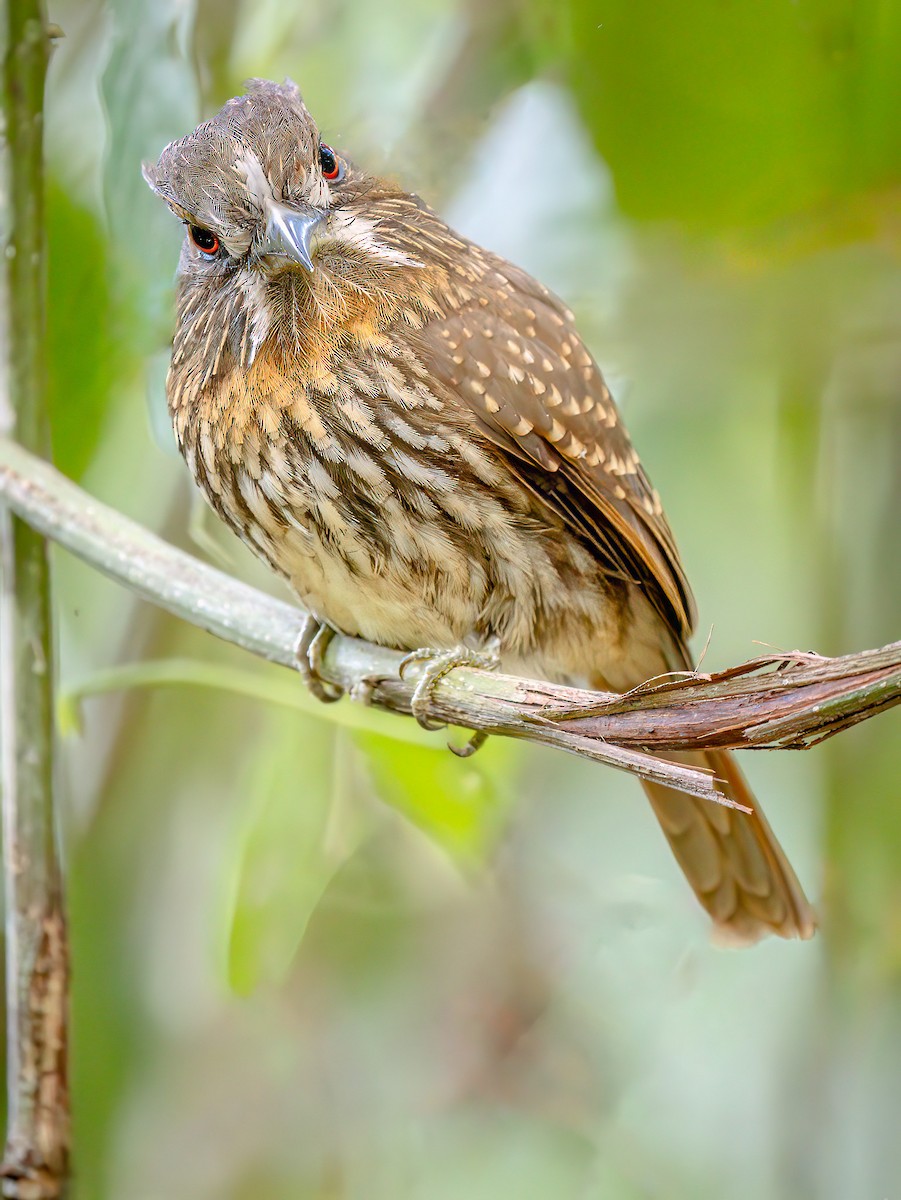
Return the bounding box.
[418,257,696,645]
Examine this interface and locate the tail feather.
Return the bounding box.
[642,748,816,944]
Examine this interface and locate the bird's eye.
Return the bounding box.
[319,143,342,182]
[189,226,220,255]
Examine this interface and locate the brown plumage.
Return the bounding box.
[146,80,815,943]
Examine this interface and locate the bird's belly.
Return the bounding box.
[204,451,659,684]
[213,464,487,648]
[268,506,652,687]
[282,525,482,648]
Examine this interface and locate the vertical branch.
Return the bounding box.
[1,4,70,1198]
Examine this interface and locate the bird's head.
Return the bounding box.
[145,79,442,372]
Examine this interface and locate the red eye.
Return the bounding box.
[319,143,342,181]
[189,226,220,255]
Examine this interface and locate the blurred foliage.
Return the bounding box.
[568,0,901,227]
[2,0,899,1196]
[46,183,118,477]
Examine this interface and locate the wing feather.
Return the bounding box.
[416,257,696,642]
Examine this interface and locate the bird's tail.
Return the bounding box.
[642,747,816,944]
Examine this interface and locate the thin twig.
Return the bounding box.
[0,5,70,1199]
[1,437,899,811]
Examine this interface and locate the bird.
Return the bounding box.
[144,78,815,944]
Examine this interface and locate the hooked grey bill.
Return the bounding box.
[258,202,325,271]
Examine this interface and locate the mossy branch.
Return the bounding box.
[1,437,898,813]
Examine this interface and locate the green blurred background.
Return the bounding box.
[14,0,901,1195]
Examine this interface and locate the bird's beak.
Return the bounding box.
[257,202,325,271]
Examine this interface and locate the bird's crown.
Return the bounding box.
[144,79,340,256]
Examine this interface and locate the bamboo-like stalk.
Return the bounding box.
[1,436,898,810]
[0,5,70,1198]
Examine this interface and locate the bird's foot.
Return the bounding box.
[294,614,344,703]
[398,641,501,741]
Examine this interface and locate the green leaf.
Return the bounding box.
[58,656,446,746]
[219,717,370,995]
[46,182,118,479]
[354,729,519,866]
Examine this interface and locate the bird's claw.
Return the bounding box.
[449,730,489,758]
[398,643,501,735]
[294,614,344,703]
